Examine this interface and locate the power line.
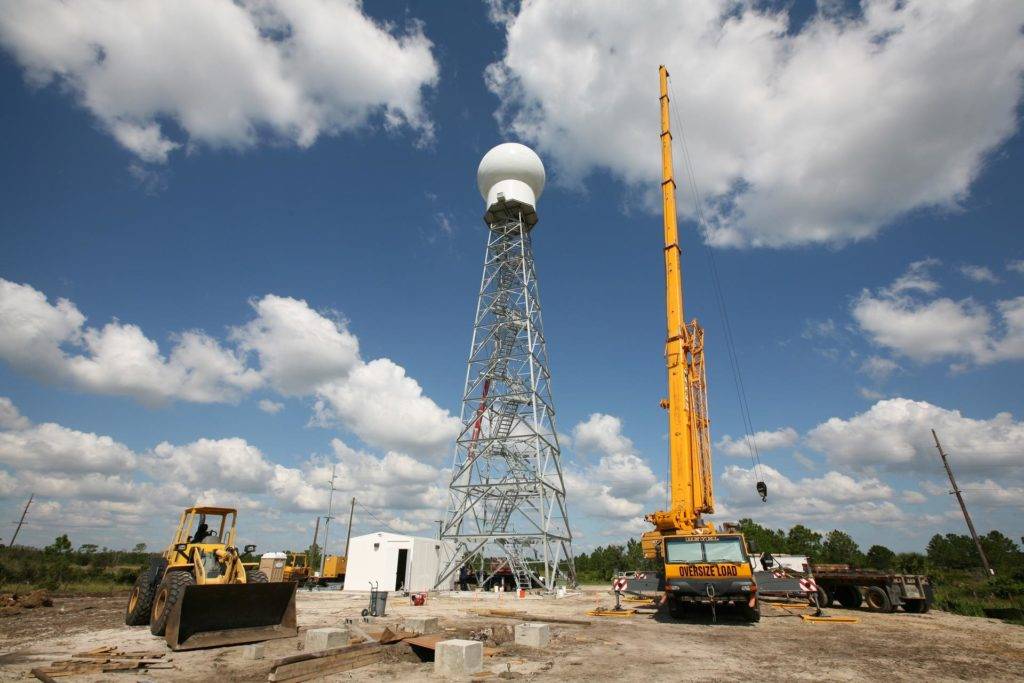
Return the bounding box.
[356,501,404,536]
[667,75,766,497]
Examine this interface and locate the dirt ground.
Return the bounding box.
[1,586,1022,681]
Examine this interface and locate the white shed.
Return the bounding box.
[343,532,457,593]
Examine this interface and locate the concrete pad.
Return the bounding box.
[514,622,550,648]
[242,643,265,660]
[435,639,483,677]
[404,616,439,634]
[305,626,349,652]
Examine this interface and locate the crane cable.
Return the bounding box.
[667,75,767,502]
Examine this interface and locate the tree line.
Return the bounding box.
[572,520,1024,582]
[0,535,151,590]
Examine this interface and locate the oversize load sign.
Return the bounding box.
[676,564,740,578]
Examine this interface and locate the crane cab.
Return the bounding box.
[660,533,760,621]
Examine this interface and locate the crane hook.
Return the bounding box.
[756,481,768,502]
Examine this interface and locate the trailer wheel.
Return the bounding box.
[835,585,863,609]
[816,586,832,608]
[864,586,892,612]
[903,598,928,613]
[150,571,195,636]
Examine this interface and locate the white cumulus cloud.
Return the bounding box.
[852,263,1024,366]
[806,398,1024,473]
[0,0,439,163]
[0,418,137,474]
[149,438,274,493]
[0,279,261,404]
[716,427,798,457]
[960,265,1000,284]
[486,1,1024,247]
[232,294,360,396]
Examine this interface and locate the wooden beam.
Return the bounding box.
[268,643,383,682]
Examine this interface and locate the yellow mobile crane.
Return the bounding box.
[640,66,760,622]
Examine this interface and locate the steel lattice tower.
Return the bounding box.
[436,144,575,592]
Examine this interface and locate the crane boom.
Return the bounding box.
[642,66,715,555]
[634,66,760,623]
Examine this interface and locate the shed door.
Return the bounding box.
[395,548,409,591]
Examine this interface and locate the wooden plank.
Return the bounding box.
[405,634,446,651]
[476,610,591,626]
[268,646,383,682]
[30,669,59,683]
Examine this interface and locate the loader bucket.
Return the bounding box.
[164,582,297,651]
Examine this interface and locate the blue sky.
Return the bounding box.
[0,0,1022,556]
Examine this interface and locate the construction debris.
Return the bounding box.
[801,614,859,623]
[0,590,52,617]
[30,646,171,680]
[268,642,383,682]
[585,608,636,618]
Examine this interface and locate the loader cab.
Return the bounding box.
[171,507,237,551]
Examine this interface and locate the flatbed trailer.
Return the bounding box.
[812,565,933,613]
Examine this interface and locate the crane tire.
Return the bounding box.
[150,571,195,636]
[246,569,269,583]
[835,585,863,609]
[903,599,928,613]
[125,572,157,626]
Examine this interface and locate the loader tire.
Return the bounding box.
[125,572,157,626]
[246,569,269,583]
[150,571,195,636]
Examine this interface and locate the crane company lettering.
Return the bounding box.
[676,564,740,578]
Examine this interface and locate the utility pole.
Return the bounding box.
[310,515,321,566]
[932,429,993,576]
[344,497,356,558]
[9,493,33,547]
[319,465,337,577]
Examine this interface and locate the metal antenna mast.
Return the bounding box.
[437,144,575,592]
[318,465,337,577]
[932,429,994,575]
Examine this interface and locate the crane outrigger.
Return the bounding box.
[640,66,760,622]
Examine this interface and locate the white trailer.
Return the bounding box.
[343,532,457,593]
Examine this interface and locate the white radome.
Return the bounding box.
[477,142,545,212]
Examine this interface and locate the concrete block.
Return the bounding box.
[305,626,349,652]
[434,639,483,677]
[242,643,265,660]
[514,622,550,648]
[404,616,439,634]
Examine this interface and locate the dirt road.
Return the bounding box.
[1,587,1022,681]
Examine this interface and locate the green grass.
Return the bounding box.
[0,580,130,596]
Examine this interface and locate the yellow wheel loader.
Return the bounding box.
[125,506,297,650]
